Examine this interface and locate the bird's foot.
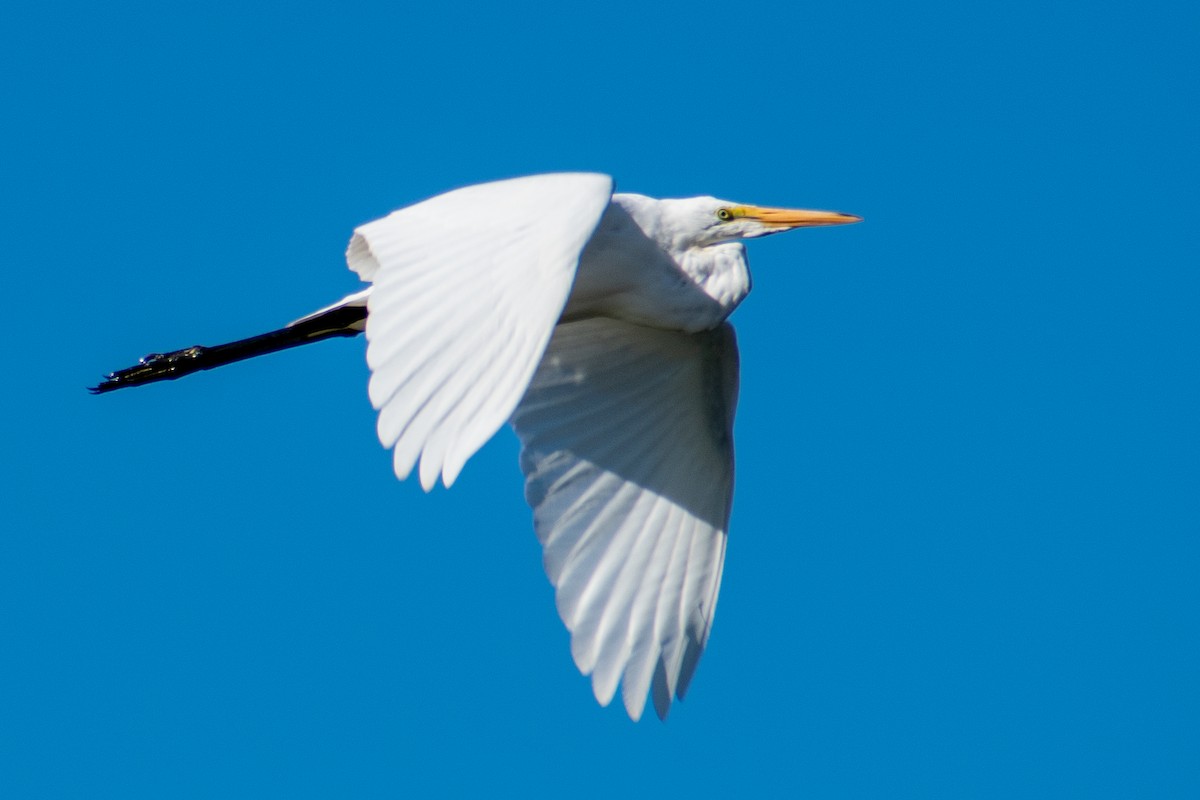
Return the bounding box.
[89,346,209,394]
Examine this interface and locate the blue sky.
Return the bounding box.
[3,0,1197,796]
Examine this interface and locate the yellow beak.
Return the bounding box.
[743,206,862,228]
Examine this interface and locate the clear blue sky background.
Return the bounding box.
[3,1,1197,796]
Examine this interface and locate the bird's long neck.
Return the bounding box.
[566,198,750,333]
[675,243,752,318]
[613,194,751,311]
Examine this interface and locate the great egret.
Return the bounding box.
[92,173,860,720]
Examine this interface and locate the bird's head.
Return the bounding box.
[660,196,862,248]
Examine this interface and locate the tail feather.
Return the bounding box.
[90,301,368,394]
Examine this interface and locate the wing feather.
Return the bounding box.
[348,173,613,488]
[512,317,739,720]
[589,491,670,705]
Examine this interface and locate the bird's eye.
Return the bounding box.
[716,208,733,221]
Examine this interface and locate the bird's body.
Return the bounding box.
[93,173,859,720]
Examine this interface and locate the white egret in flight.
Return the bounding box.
[93,173,860,720]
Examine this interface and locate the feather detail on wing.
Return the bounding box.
[346,173,614,489]
[511,317,739,720]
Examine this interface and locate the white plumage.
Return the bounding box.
[95,173,859,720]
[513,317,737,720]
[340,173,857,719]
[350,174,614,490]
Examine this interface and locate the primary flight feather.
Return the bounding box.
[92,173,860,720]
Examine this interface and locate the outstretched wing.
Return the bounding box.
[347,173,614,489]
[511,317,739,721]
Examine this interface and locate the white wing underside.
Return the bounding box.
[347,173,737,721]
[347,173,614,489]
[512,318,738,720]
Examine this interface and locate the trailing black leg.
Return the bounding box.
[90,304,368,394]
